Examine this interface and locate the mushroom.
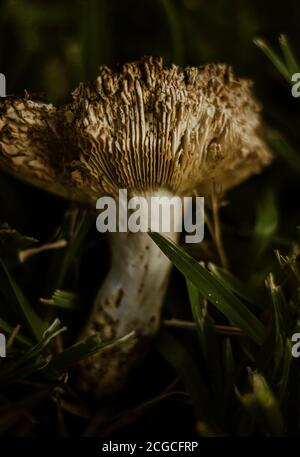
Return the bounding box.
[0,58,271,397]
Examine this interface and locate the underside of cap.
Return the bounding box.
[0,57,272,202]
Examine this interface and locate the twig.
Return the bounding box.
[211,185,229,269]
[19,239,67,263]
[163,319,243,336]
[7,324,21,349]
[204,211,216,242]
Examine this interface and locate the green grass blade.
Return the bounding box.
[56,210,90,289]
[254,38,291,83]
[46,209,92,292]
[267,129,300,174]
[156,328,210,418]
[0,255,46,341]
[160,0,184,64]
[208,263,265,310]
[0,320,65,389]
[150,232,266,345]
[222,338,235,421]
[279,34,300,75]
[252,188,278,259]
[236,372,284,436]
[49,331,135,373]
[265,274,289,371]
[40,290,79,311]
[278,339,293,403]
[78,0,109,80]
[187,279,223,404]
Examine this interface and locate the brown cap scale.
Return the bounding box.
[0,58,271,397]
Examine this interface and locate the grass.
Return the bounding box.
[152,231,300,435]
[1,0,300,438]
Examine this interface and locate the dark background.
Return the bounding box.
[1,0,300,437]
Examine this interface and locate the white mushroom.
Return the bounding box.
[0,58,271,397]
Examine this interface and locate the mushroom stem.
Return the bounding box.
[79,190,182,397]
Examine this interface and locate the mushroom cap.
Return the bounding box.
[0,57,271,203]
